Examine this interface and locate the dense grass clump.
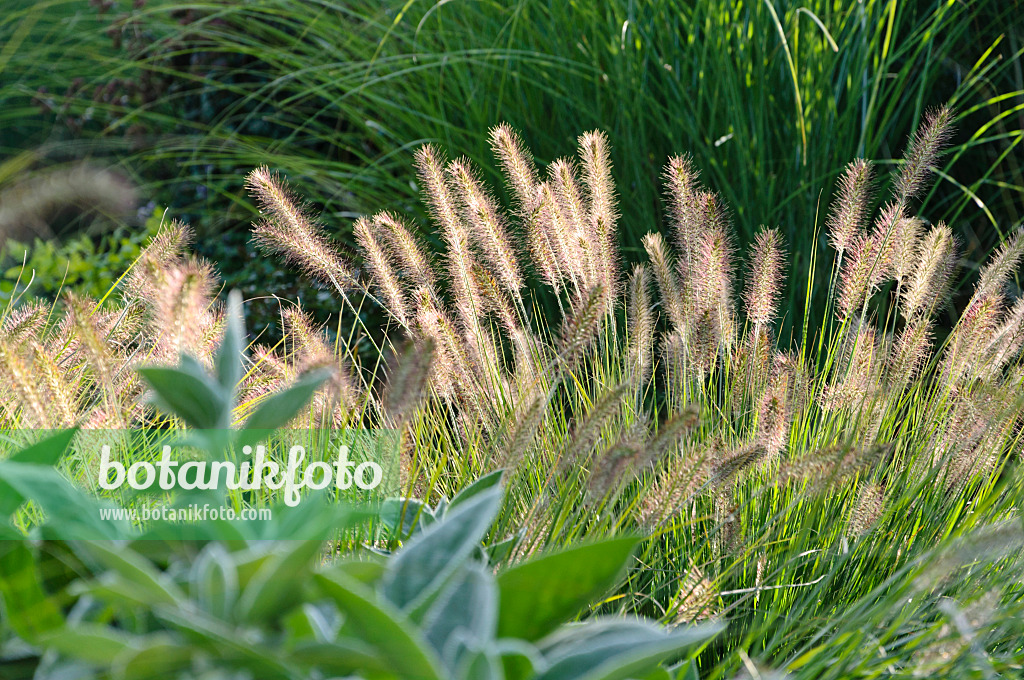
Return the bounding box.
[4,0,1022,331]
[3,111,1023,675]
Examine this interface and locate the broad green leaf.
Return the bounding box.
[496,639,544,680]
[448,469,505,511]
[235,539,325,623]
[535,618,724,680]
[486,532,522,567]
[0,542,64,641]
[191,543,238,621]
[70,575,160,610]
[314,571,444,680]
[379,497,434,539]
[154,607,296,680]
[0,461,126,540]
[423,563,498,668]
[321,556,386,587]
[76,542,186,606]
[240,368,333,439]
[456,647,503,680]
[38,624,136,665]
[288,639,392,676]
[283,603,338,646]
[0,429,78,516]
[381,485,503,616]
[138,365,225,430]
[496,536,639,641]
[215,289,245,394]
[112,636,193,680]
[8,428,78,466]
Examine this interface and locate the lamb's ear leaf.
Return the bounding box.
[0,428,79,516]
[379,497,434,539]
[314,571,444,680]
[74,541,187,606]
[9,428,78,466]
[381,485,503,617]
[215,289,246,395]
[448,469,505,512]
[534,618,724,680]
[0,542,65,642]
[496,536,640,642]
[138,365,225,430]
[235,539,327,624]
[0,461,125,540]
[421,563,498,663]
[111,635,195,680]
[238,368,333,448]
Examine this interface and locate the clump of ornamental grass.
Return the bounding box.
[241,107,1024,672]
[3,106,1024,676]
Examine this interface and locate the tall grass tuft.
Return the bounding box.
[3,117,1024,675]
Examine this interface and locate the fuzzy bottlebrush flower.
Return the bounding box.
[866,202,904,285]
[887,318,934,390]
[674,563,717,623]
[447,158,524,297]
[524,183,565,293]
[556,285,607,371]
[587,429,646,501]
[353,216,410,328]
[0,301,49,346]
[821,324,883,410]
[489,123,540,216]
[413,290,476,401]
[281,307,361,416]
[970,229,1024,306]
[498,381,557,468]
[663,154,702,267]
[373,211,438,296]
[470,265,522,338]
[941,293,1004,386]
[383,339,436,427]
[744,227,786,333]
[548,158,594,285]
[892,215,925,284]
[150,259,219,362]
[637,407,701,471]
[978,296,1024,379]
[933,390,1016,491]
[775,444,890,496]
[827,159,874,257]
[836,233,885,319]
[0,343,53,428]
[755,357,794,463]
[893,106,954,205]
[65,292,117,393]
[414,144,481,322]
[124,220,194,302]
[900,223,958,320]
[643,232,686,333]
[637,448,712,528]
[561,382,630,469]
[694,192,736,348]
[578,130,620,293]
[625,264,656,386]
[687,308,722,377]
[848,483,886,537]
[247,167,355,294]
[532,181,578,289]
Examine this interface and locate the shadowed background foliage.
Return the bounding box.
[2,0,1022,337]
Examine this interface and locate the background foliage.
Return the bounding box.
[2,0,1022,333]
